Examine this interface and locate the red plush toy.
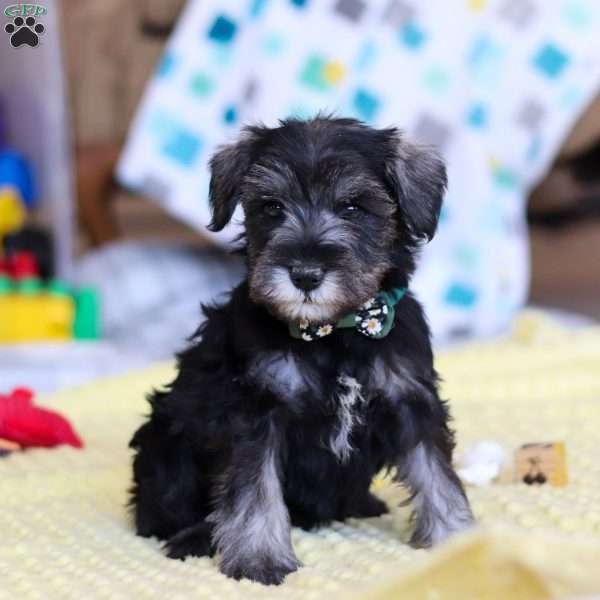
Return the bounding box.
[0,387,83,449]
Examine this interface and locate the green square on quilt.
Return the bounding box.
[263,32,287,55]
[423,65,450,95]
[300,54,330,91]
[189,73,215,97]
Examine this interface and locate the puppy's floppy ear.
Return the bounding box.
[383,130,447,242]
[208,129,258,232]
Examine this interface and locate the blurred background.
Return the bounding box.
[1,0,599,392]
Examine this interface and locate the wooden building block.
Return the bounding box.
[515,442,568,486]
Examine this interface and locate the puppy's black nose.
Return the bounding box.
[290,266,324,292]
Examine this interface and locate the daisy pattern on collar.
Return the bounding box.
[296,318,336,341]
[317,324,333,337]
[362,318,383,336]
[289,288,407,341]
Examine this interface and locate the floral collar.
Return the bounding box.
[288,287,407,341]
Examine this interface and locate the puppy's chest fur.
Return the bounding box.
[248,351,393,462]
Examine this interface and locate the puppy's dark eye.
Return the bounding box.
[263,201,284,217]
[339,203,363,217]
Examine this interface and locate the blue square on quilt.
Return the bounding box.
[290,0,308,7]
[208,15,238,44]
[162,130,202,167]
[533,43,569,79]
[468,36,504,85]
[250,0,268,18]
[223,106,238,124]
[444,283,478,308]
[467,103,487,128]
[439,205,450,224]
[354,39,377,71]
[400,22,426,49]
[353,89,380,121]
[156,53,177,78]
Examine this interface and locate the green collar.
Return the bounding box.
[289,287,407,341]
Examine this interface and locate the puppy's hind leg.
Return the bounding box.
[208,416,301,585]
[129,396,214,548]
[397,441,474,548]
[352,492,389,518]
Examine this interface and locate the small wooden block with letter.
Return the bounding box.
[515,442,568,486]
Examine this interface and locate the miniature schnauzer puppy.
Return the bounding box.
[129,116,474,585]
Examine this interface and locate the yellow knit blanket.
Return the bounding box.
[2,314,600,599]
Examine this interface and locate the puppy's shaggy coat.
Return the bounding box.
[130,117,474,585]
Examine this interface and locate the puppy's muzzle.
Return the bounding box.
[289,266,324,293]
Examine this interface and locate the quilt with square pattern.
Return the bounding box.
[117,0,600,343]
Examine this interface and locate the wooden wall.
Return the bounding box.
[59,0,185,146]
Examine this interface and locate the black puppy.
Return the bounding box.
[130,116,474,585]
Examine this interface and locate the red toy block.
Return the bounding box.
[10,251,39,279]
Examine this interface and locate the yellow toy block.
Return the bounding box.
[0,186,26,242]
[0,278,75,343]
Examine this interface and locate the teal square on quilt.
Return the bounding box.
[147,111,177,138]
[263,32,287,56]
[300,55,329,91]
[492,164,518,189]
[189,73,215,97]
[562,1,592,29]
[423,65,450,95]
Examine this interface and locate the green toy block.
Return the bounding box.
[0,274,13,293]
[18,277,43,295]
[73,287,100,340]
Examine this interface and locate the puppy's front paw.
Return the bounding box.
[409,511,475,549]
[221,556,301,585]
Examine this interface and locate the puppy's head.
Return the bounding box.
[208,117,446,323]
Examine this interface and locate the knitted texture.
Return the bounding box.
[2,314,600,599]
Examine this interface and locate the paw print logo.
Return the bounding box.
[5,16,45,48]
